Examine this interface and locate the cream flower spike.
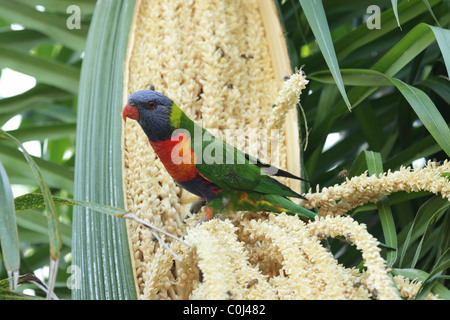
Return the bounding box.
[266,68,309,154]
[267,68,309,133]
[303,160,450,216]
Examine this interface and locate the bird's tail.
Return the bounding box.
[263,194,319,220]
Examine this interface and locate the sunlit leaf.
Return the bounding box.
[299,0,351,109]
[0,160,20,290]
[0,0,87,51]
[427,25,450,77]
[365,151,398,267]
[399,196,450,268]
[0,46,80,94]
[391,0,401,29]
[0,130,61,299]
[310,68,450,157]
[416,248,450,300]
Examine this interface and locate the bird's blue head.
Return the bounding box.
[123,90,174,142]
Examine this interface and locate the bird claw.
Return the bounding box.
[183,199,207,224]
[192,210,224,228]
[193,216,207,228]
[192,206,213,227]
[189,198,206,214]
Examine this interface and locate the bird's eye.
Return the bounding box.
[149,101,156,108]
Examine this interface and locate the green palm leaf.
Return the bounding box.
[0,161,20,291]
[299,0,351,108]
[72,0,137,300]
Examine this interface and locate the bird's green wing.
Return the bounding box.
[194,128,304,199]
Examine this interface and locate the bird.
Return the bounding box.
[122,90,318,222]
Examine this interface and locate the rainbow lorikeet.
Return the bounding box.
[122,90,318,221]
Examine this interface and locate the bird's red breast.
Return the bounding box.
[150,132,198,182]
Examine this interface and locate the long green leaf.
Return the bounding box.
[377,196,398,263]
[0,0,87,51]
[72,0,137,300]
[0,131,61,258]
[427,25,450,77]
[0,143,73,192]
[0,30,50,52]
[347,151,366,178]
[399,196,450,268]
[14,192,128,217]
[410,207,447,269]
[4,123,76,142]
[305,0,441,70]
[354,191,432,214]
[389,78,450,157]
[15,193,188,263]
[336,0,442,61]
[0,287,44,300]
[423,1,442,28]
[15,210,72,247]
[384,133,442,170]
[299,0,351,108]
[365,151,398,267]
[364,150,383,177]
[310,68,450,157]
[418,76,450,105]
[309,68,393,86]
[0,84,72,115]
[391,0,401,29]
[0,160,20,290]
[315,84,339,126]
[352,101,385,151]
[13,0,97,15]
[416,248,450,300]
[0,46,80,94]
[0,130,61,299]
[308,22,439,150]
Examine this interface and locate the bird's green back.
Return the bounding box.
[172,103,302,199]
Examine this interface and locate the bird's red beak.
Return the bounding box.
[122,104,140,121]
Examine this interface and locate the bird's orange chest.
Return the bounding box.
[150,132,197,182]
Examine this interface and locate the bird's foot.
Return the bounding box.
[192,216,207,228]
[183,198,207,224]
[189,198,206,214]
[192,206,221,228]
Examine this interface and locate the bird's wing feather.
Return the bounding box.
[193,130,304,199]
[241,151,311,183]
